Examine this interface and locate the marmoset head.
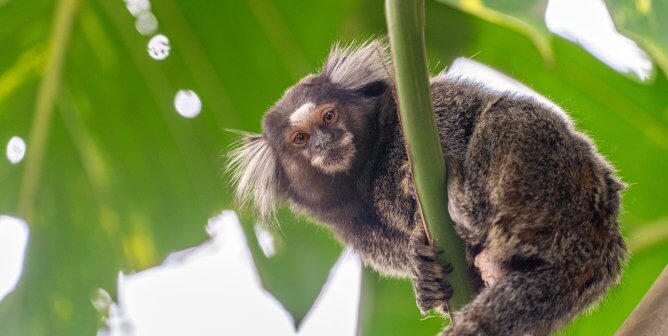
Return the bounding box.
[228,40,392,220]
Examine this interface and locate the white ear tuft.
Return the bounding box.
[227,134,279,222]
[321,39,392,90]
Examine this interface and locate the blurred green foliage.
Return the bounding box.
[435,0,552,62]
[0,0,666,335]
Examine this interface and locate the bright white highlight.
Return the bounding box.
[124,0,150,17]
[254,223,276,258]
[0,215,29,303]
[545,0,653,80]
[135,12,158,36]
[174,90,202,118]
[299,250,361,336]
[147,34,170,61]
[290,102,315,124]
[100,211,362,336]
[124,0,158,37]
[6,136,26,164]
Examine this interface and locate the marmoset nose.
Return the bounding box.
[311,128,332,152]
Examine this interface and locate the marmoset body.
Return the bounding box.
[228,40,626,335]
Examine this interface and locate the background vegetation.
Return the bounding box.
[0,0,666,335]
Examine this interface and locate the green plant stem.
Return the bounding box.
[385,0,476,313]
[18,0,79,223]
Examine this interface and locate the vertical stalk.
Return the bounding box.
[385,0,476,312]
[18,0,79,223]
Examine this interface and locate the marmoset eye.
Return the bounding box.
[322,109,337,125]
[292,132,310,145]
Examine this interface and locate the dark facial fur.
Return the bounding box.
[228,40,627,336]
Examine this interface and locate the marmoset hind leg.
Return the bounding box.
[444,224,624,336]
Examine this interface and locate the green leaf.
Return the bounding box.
[358,1,668,334]
[0,0,352,334]
[1,0,666,335]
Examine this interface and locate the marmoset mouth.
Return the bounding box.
[311,142,356,174]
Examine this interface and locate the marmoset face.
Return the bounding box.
[262,75,380,176]
[283,101,355,174]
[228,40,390,220]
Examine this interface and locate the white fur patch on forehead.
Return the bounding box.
[321,39,392,90]
[290,101,315,124]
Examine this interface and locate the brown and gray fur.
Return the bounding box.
[227,40,627,336]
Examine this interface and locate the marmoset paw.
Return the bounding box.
[410,228,453,314]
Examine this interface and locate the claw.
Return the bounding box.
[410,229,452,315]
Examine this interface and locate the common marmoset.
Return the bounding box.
[228,40,626,336]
